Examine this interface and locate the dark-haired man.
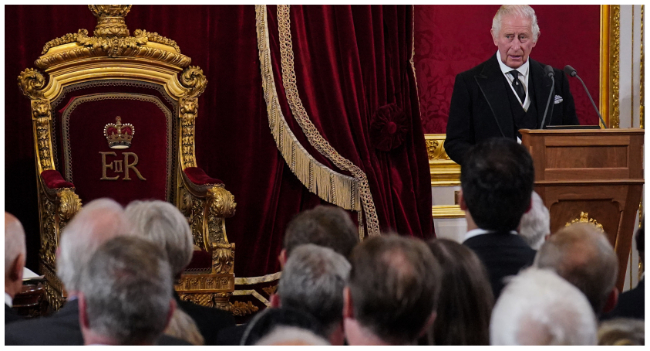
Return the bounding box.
[343,234,441,345]
[460,138,536,299]
[280,205,359,265]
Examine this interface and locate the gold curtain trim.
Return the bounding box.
[275,5,380,237]
[232,289,271,307]
[234,271,282,285]
[255,5,378,238]
[640,5,645,128]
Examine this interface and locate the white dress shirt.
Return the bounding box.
[496,51,531,111]
[5,292,13,307]
[464,228,518,242]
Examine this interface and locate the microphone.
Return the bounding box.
[540,65,555,129]
[564,65,607,128]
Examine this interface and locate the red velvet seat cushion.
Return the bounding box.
[184,167,223,185]
[185,249,213,270]
[41,170,75,189]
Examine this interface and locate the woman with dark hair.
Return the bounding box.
[426,239,494,345]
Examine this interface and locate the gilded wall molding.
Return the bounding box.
[424,134,460,187]
[432,205,465,219]
[600,5,621,128]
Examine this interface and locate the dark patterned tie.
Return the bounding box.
[509,70,526,104]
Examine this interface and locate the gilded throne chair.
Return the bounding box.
[18,5,236,312]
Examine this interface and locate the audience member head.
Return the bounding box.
[490,267,597,345]
[426,239,493,345]
[255,326,330,345]
[240,306,326,345]
[57,198,133,293]
[281,205,358,264]
[535,223,618,315]
[518,191,550,250]
[460,138,534,232]
[344,234,441,345]
[125,200,193,279]
[78,236,175,345]
[5,212,26,299]
[276,244,350,345]
[164,309,204,345]
[597,318,645,345]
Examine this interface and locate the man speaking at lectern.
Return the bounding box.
[444,5,579,165]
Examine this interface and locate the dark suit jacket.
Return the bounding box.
[445,55,579,165]
[5,303,22,325]
[5,299,189,345]
[463,232,536,300]
[603,278,644,321]
[173,291,236,345]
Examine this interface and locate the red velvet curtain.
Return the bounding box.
[414,5,601,133]
[5,5,432,278]
[266,5,433,240]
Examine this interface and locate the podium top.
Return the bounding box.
[520,128,644,135]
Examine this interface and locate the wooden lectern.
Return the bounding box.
[520,128,644,291]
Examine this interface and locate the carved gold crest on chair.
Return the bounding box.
[565,212,605,232]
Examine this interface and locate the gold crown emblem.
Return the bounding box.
[103,116,134,149]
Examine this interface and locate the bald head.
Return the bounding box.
[57,198,134,292]
[5,213,27,298]
[5,213,26,276]
[534,223,618,315]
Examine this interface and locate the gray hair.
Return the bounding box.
[490,267,597,345]
[5,213,26,276]
[492,5,540,42]
[57,198,133,291]
[518,191,550,250]
[79,236,173,344]
[255,326,330,346]
[125,200,193,277]
[534,223,618,315]
[278,244,351,336]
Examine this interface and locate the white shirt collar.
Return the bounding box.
[496,50,529,78]
[5,292,13,307]
[464,228,518,242]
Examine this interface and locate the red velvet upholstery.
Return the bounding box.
[59,94,172,206]
[184,167,223,185]
[186,249,213,271]
[40,170,75,189]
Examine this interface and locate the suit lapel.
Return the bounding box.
[475,55,514,138]
[530,58,553,128]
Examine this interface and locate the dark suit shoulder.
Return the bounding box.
[5,300,83,345]
[175,295,235,345]
[456,56,495,80]
[5,304,22,324]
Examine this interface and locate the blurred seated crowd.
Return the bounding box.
[4,138,644,345]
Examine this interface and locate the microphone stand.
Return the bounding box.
[540,72,555,129]
[574,74,608,129]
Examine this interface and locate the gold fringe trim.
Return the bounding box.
[255,5,379,238]
[233,289,271,307]
[275,5,380,237]
[234,272,282,285]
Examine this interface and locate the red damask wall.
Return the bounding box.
[414,5,601,133]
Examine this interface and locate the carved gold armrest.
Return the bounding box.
[177,170,237,311]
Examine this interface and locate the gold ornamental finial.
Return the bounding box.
[88,5,132,38]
